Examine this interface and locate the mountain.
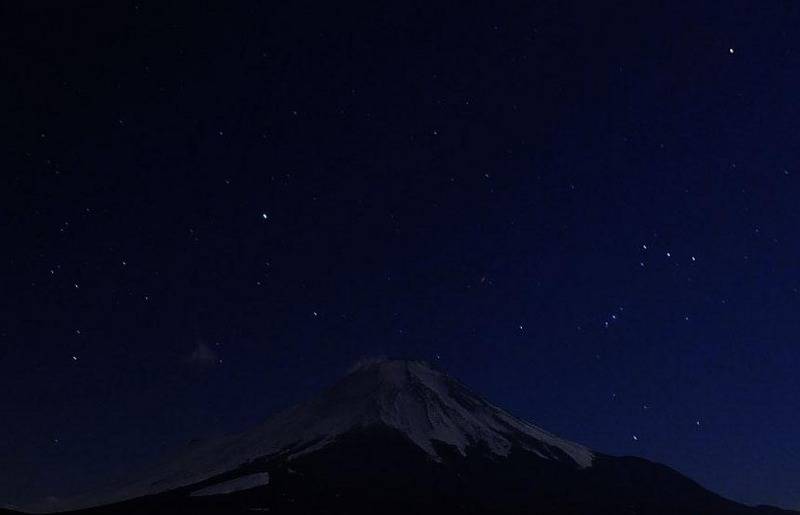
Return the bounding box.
[21,359,796,515]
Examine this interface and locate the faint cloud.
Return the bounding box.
[188,341,218,367]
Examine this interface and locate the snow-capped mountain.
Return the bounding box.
[38,359,590,511]
[20,359,797,515]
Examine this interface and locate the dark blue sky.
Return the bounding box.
[2,1,800,510]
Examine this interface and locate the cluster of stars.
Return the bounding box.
[638,242,698,269]
[603,307,624,329]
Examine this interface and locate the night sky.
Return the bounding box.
[3,1,800,510]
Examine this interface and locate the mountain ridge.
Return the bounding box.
[17,359,797,515]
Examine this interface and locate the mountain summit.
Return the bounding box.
[23,359,795,515]
[292,359,593,466]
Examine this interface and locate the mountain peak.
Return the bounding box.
[340,357,442,389]
[324,357,593,466]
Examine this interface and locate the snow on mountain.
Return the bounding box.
[189,473,270,497]
[33,359,592,512]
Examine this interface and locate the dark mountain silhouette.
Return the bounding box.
[14,359,797,515]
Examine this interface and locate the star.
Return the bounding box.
[729,47,735,54]
[632,435,638,441]
[261,213,268,220]
[72,355,78,361]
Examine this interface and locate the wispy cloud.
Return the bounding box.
[187,341,219,367]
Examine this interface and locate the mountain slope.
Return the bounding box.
[23,359,796,515]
